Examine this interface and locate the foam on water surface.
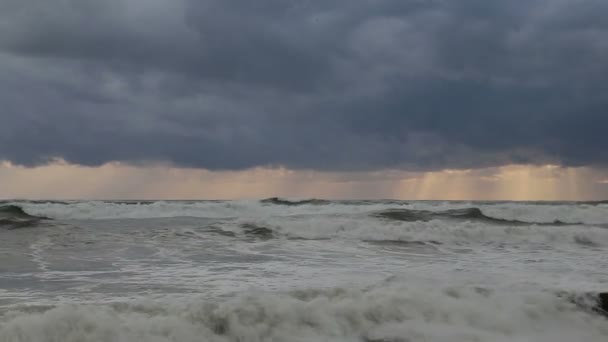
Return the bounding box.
[2,286,608,342]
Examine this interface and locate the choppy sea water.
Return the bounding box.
[1,199,608,341]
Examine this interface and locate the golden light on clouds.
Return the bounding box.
[0,160,607,200]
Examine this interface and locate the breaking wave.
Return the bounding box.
[1,286,607,342]
[0,205,49,229]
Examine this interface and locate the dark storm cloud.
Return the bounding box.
[0,0,607,171]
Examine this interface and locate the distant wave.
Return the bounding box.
[0,200,72,205]
[0,205,49,229]
[373,207,581,226]
[260,197,408,206]
[260,197,332,206]
[580,200,608,206]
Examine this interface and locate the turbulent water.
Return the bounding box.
[1,199,608,341]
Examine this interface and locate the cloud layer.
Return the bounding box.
[1,0,607,171]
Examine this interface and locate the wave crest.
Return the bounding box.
[0,205,49,229]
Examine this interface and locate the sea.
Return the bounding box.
[1,199,607,341]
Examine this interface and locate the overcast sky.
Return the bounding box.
[1,0,607,199]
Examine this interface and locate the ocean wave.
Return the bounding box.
[203,214,608,248]
[373,207,579,225]
[260,197,407,206]
[5,201,608,248]
[240,223,276,239]
[1,286,606,342]
[7,200,608,225]
[0,205,49,230]
[260,197,332,206]
[10,200,397,220]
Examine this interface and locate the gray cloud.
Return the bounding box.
[0,0,607,171]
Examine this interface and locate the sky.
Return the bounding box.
[1,0,607,200]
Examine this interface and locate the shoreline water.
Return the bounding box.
[1,199,607,341]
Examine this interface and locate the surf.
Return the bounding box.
[1,286,607,342]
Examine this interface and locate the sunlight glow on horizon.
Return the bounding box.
[1,160,607,201]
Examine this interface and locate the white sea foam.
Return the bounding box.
[1,285,606,342]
